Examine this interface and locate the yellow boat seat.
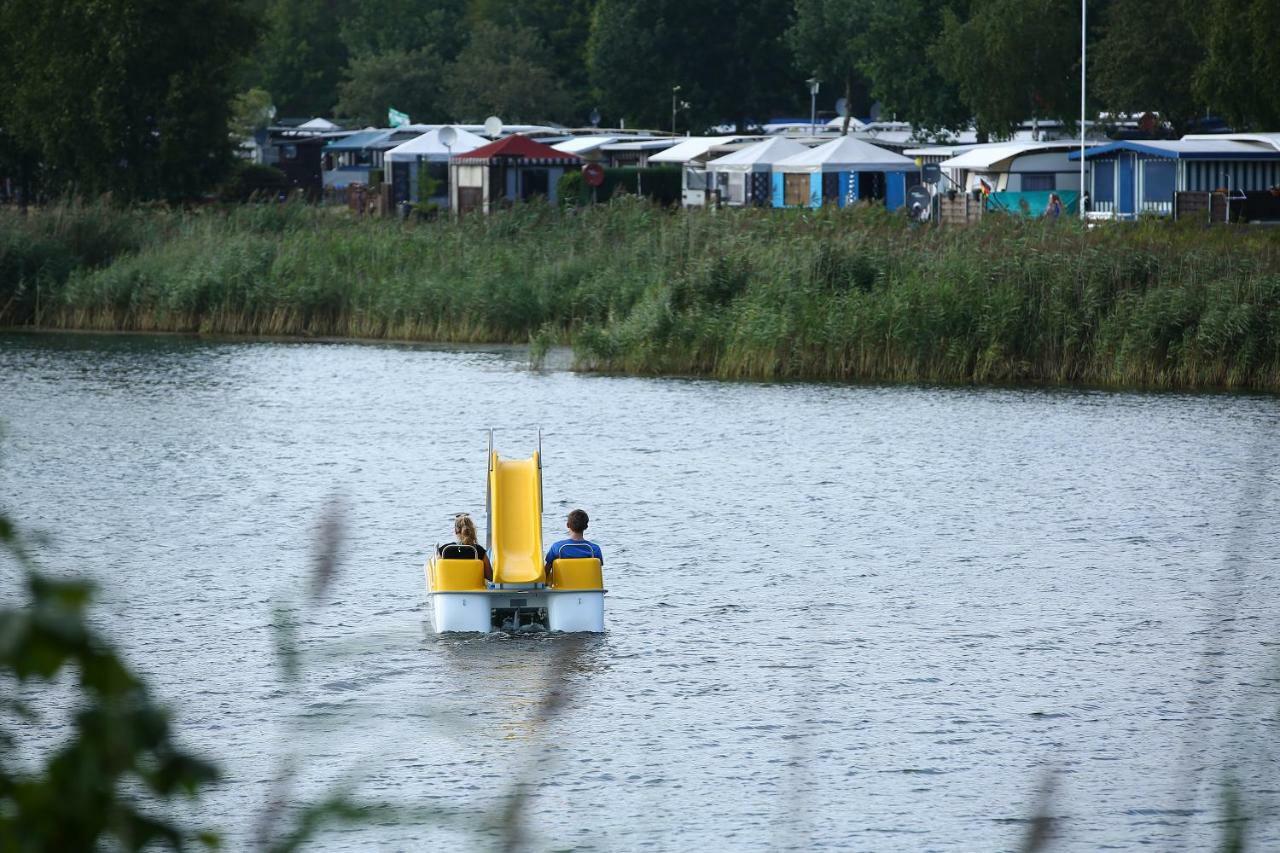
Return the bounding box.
[431,558,486,592]
[550,557,603,590]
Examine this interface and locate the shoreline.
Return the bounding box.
[4,201,1280,393]
[5,325,1274,398]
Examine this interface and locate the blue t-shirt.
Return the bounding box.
[545,538,603,569]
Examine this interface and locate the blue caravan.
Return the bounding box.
[1070,138,1280,220]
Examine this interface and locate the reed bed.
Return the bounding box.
[2,199,1279,390]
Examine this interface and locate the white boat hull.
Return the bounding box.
[428,588,606,634]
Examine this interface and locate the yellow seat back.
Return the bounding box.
[550,557,603,590]
[431,558,486,592]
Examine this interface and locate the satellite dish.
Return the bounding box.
[483,116,503,137]
[907,185,931,221]
[921,163,942,185]
[438,126,457,147]
[835,97,849,118]
[868,101,882,122]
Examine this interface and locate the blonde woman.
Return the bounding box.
[438,513,493,581]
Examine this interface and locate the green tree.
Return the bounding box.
[230,87,277,138]
[859,0,972,133]
[0,0,259,201]
[586,0,668,128]
[787,0,872,133]
[441,22,574,123]
[342,0,467,58]
[469,0,599,123]
[1093,0,1202,133]
[1195,0,1280,130]
[334,49,446,126]
[253,0,349,117]
[933,0,1081,136]
[588,0,797,132]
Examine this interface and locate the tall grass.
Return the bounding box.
[2,199,1279,390]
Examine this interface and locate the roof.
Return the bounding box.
[1069,139,1280,161]
[706,136,811,171]
[647,136,765,164]
[453,134,581,164]
[601,139,681,152]
[1175,133,1280,154]
[325,129,390,151]
[384,126,488,162]
[774,135,916,172]
[298,118,342,131]
[324,126,433,151]
[552,136,619,154]
[940,141,1088,170]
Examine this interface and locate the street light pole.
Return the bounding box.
[672,85,681,135]
[1080,0,1087,220]
[806,77,820,135]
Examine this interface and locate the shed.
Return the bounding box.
[772,136,918,209]
[449,134,581,214]
[1069,139,1280,219]
[705,137,810,206]
[384,126,488,205]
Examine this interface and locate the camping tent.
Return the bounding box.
[384,126,490,205]
[705,137,810,206]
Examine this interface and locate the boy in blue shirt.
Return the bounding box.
[545,509,603,578]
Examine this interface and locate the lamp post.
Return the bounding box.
[806,77,821,135]
[1080,0,1087,219]
[672,85,681,135]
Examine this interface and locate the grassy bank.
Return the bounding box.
[3,200,1280,390]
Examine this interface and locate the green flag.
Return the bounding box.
[388,107,409,128]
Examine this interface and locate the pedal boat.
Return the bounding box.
[425,437,605,633]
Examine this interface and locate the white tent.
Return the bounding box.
[384,126,489,163]
[774,135,916,172]
[648,136,762,165]
[705,136,810,172]
[706,137,813,206]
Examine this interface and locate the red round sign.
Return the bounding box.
[582,163,605,187]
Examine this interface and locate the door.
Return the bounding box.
[1118,154,1135,216]
[784,174,810,207]
[885,173,907,211]
[391,161,411,203]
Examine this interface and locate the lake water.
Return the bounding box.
[2,332,1279,851]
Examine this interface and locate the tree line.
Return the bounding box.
[1,0,1277,200]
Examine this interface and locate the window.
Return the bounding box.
[685,168,708,190]
[521,168,549,199]
[1093,160,1114,203]
[1143,160,1175,203]
[1022,172,1055,191]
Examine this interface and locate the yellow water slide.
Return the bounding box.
[488,449,545,584]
